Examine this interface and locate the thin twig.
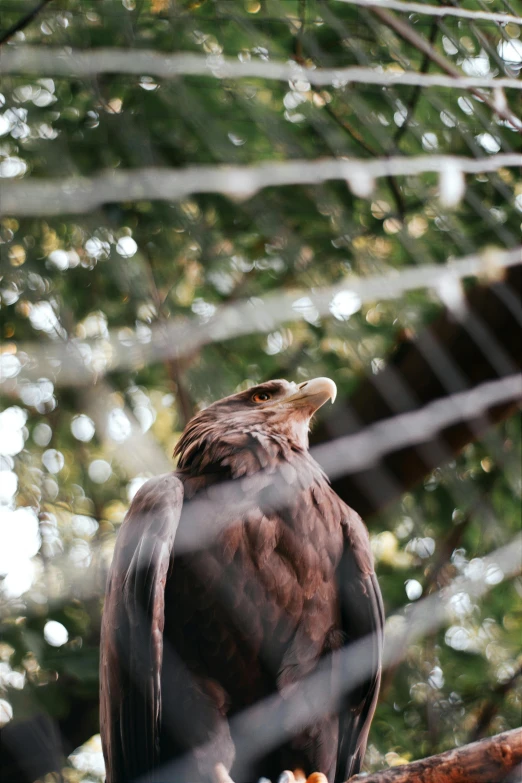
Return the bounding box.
[394,19,439,144]
[321,99,407,218]
[142,245,196,428]
[423,509,474,595]
[0,0,54,46]
[369,6,520,129]
[379,507,475,698]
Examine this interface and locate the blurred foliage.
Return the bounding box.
[0,0,521,779]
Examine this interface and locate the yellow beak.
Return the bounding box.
[281,377,337,413]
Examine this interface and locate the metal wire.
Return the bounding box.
[0,1,521,780]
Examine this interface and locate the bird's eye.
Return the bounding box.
[252,392,271,403]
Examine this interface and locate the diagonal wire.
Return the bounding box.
[144,531,522,782]
[3,246,520,386]
[315,0,520,249]
[7,373,519,614]
[2,46,522,91]
[364,3,520,128]
[169,374,522,555]
[334,0,522,25]
[2,3,516,772]
[2,154,522,217]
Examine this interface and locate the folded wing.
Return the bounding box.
[100,473,184,783]
[336,507,384,783]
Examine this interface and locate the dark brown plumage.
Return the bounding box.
[100,378,383,783]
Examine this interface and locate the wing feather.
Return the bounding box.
[100,473,184,783]
[336,510,384,783]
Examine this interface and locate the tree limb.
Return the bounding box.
[348,728,522,783]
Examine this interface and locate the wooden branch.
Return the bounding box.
[348,728,522,783]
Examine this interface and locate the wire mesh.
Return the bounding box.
[0,1,521,782]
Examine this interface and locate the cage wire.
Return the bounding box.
[0,1,521,782]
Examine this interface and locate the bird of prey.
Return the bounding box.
[100,377,384,783]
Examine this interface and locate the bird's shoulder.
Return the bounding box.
[128,472,184,514]
[108,472,184,580]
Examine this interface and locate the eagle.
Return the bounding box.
[100,378,384,783]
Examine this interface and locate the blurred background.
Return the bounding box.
[0,1,521,781]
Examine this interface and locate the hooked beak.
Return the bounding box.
[281,377,337,414]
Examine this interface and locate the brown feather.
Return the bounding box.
[100,379,383,783]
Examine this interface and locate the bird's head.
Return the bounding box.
[174,377,336,472]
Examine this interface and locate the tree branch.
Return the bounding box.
[469,663,522,742]
[142,245,196,428]
[0,0,54,47]
[394,18,439,144]
[335,0,522,25]
[348,728,522,783]
[319,98,407,219]
[369,6,520,129]
[379,504,475,697]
